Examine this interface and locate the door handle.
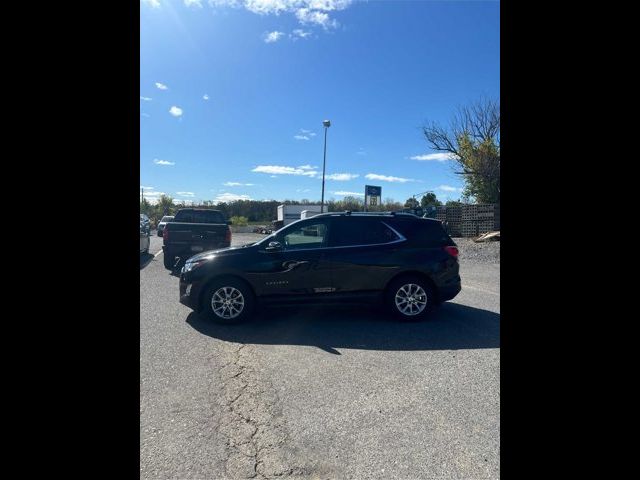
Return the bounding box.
[282,260,309,271]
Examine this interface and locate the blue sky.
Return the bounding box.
[140,0,500,205]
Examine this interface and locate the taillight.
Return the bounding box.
[163,227,169,242]
[225,228,231,244]
[443,245,459,258]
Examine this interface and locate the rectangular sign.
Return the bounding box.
[364,185,382,211]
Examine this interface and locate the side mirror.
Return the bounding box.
[265,241,283,252]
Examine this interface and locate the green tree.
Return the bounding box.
[404,197,419,208]
[422,98,500,204]
[420,192,442,208]
[156,195,175,218]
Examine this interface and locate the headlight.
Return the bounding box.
[183,259,207,273]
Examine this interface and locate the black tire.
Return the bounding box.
[386,275,438,322]
[157,231,163,237]
[201,277,255,324]
[163,251,175,270]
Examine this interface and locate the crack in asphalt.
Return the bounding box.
[216,343,305,479]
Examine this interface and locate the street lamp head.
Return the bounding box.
[323,120,331,128]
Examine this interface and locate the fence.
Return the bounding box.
[435,204,500,237]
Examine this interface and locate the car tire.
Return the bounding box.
[386,275,438,322]
[201,277,255,324]
[163,251,175,270]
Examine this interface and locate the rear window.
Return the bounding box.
[174,210,225,223]
[388,218,453,247]
[329,218,400,247]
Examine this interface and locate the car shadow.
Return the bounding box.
[139,252,154,270]
[186,302,500,353]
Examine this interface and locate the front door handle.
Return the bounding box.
[282,260,309,271]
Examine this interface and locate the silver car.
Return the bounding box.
[140,214,151,254]
[157,215,174,237]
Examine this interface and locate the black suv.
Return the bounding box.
[179,212,461,323]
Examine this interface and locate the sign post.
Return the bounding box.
[364,185,382,212]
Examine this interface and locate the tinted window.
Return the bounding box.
[388,219,453,247]
[281,222,327,250]
[175,210,225,223]
[329,219,399,247]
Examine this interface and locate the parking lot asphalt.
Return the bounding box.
[140,233,500,479]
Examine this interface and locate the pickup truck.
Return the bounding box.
[162,208,232,269]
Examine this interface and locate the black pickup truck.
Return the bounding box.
[162,208,232,269]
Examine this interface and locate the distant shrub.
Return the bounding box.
[230,216,248,227]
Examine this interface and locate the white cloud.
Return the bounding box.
[437,185,463,192]
[142,0,161,8]
[176,191,195,196]
[333,191,364,197]
[215,192,252,202]
[291,29,312,39]
[155,82,168,90]
[141,113,150,118]
[169,106,183,117]
[325,173,359,181]
[357,148,366,155]
[365,173,415,183]
[140,185,155,190]
[140,96,152,101]
[296,8,338,29]
[294,135,310,140]
[410,153,458,162]
[184,0,203,7]
[264,31,285,43]
[201,1,352,31]
[203,94,209,100]
[224,182,255,186]
[154,159,175,165]
[296,188,311,193]
[299,128,316,137]
[252,165,319,176]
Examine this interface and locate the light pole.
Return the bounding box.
[320,119,331,213]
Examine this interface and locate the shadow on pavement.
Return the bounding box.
[139,252,154,270]
[186,302,499,353]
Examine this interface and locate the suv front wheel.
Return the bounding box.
[201,278,255,324]
[386,276,437,321]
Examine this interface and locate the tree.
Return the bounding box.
[157,195,175,217]
[422,98,500,204]
[420,192,442,208]
[404,197,419,208]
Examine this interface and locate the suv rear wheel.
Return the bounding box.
[386,276,437,321]
[201,278,255,324]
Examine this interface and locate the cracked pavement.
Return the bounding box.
[141,234,500,479]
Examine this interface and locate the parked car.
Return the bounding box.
[162,208,232,270]
[178,212,461,324]
[157,215,174,237]
[140,214,150,254]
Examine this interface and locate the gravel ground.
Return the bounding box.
[454,237,500,264]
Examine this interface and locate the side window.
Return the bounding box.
[282,222,327,250]
[330,219,399,247]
